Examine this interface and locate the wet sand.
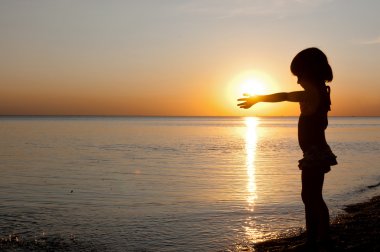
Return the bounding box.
[253,195,380,252]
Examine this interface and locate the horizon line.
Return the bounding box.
[0,115,378,118]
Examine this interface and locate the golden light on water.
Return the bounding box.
[243,117,261,242]
[245,117,259,211]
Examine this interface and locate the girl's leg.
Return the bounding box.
[319,195,330,242]
[301,170,318,243]
[301,170,330,243]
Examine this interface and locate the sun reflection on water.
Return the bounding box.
[244,117,260,242]
[245,117,258,211]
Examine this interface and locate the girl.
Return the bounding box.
[237,48,337,250]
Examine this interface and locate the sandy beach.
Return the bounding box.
[253,195,380,252]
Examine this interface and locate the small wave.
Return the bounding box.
[351,181,380,195]
[367,182,380,189]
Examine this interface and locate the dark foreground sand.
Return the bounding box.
[253,195,380,252]
[1,196,380,251]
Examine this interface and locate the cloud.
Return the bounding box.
[359,36,380,45]
[176,0,335,19]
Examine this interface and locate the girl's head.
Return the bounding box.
[290,47,333,83]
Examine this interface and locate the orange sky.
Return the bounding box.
[1,1,380,116]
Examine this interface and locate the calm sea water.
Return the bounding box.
[1,116,380,251]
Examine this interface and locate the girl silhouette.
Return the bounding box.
[238,47,337,250]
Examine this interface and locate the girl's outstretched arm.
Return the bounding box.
[237,91,304,109]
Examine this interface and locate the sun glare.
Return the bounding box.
[226,70,275,111]
[239,78,267,96]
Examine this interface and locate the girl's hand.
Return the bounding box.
[237,94,259,109]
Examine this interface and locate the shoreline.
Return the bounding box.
[1,196,379,251]
[253,195,380,252]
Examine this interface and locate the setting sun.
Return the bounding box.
[239,78,267,96]
[225,70,276,112]
[227,71,274,98]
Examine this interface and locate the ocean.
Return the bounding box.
[1,116,380,251]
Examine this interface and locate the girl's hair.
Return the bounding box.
[290,47,333,83]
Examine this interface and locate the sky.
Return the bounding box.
[1,0,379,116]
